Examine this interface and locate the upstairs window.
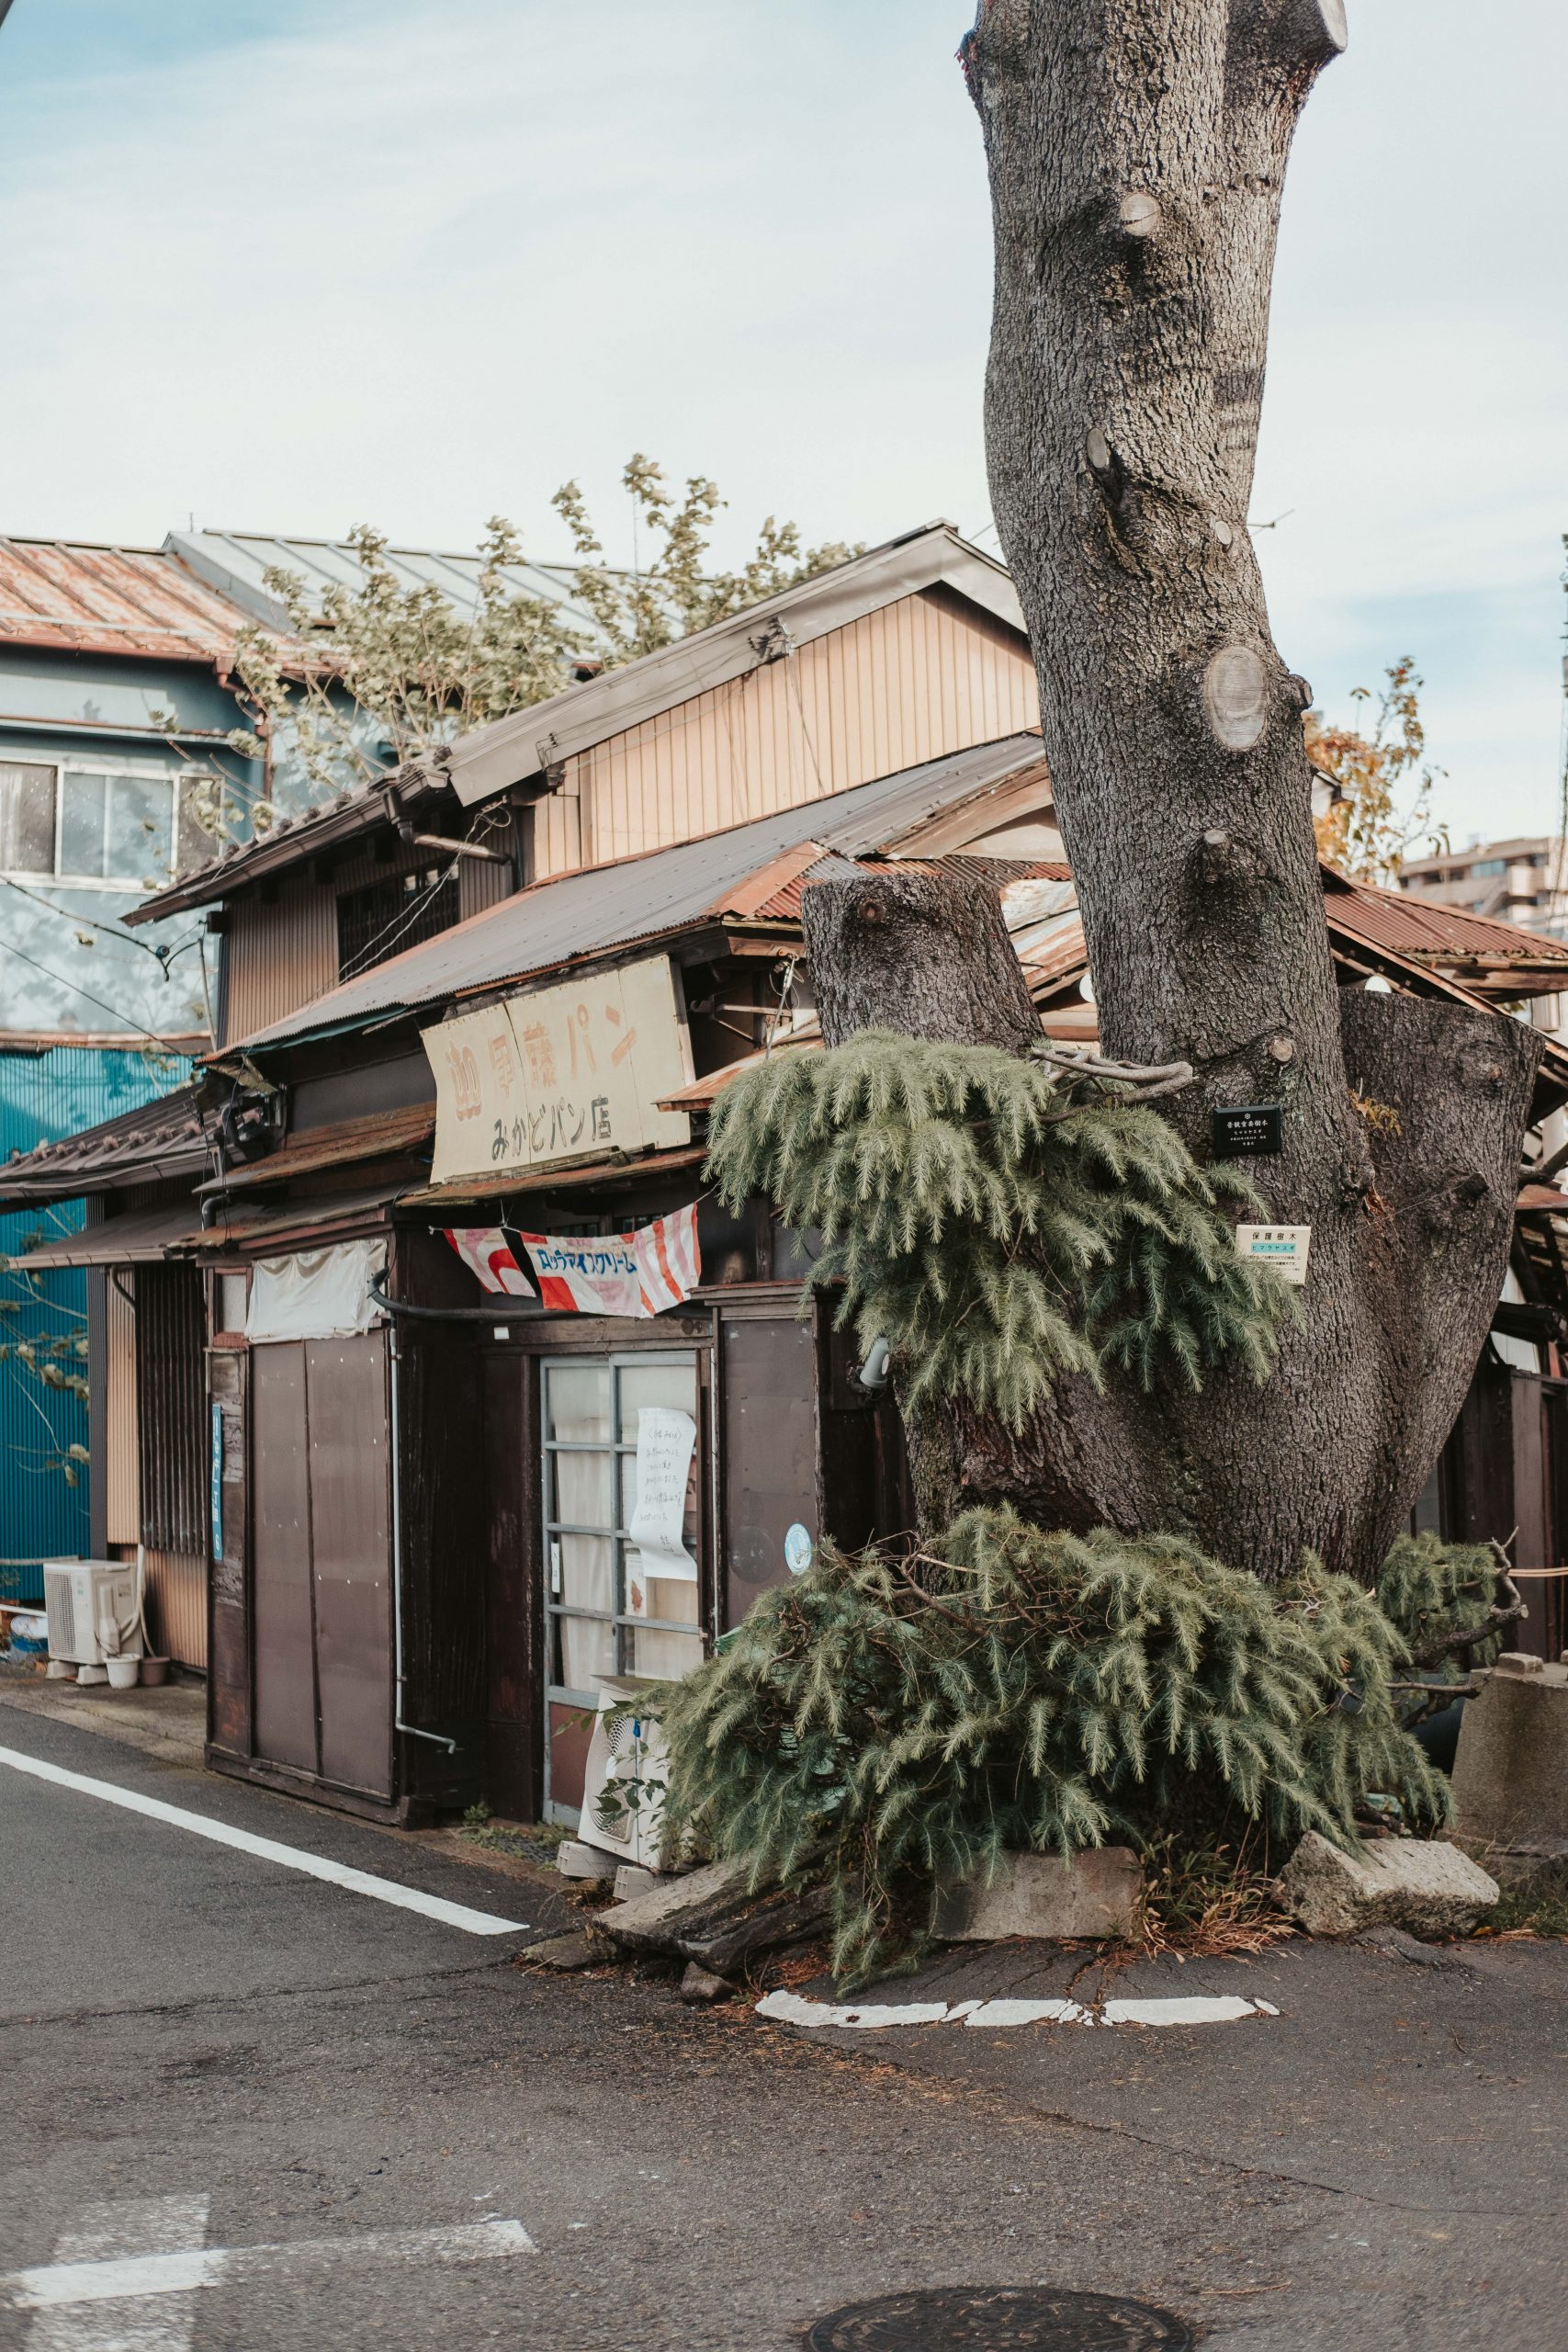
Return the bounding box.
[335,864,460,978]
[0,760,211,886]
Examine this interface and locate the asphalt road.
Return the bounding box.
[1,1693,1564,2352]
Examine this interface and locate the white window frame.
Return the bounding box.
[0,755,197,892]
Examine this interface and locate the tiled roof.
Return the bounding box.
[0,1083,207,1205]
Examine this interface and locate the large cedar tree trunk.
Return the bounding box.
[802,4,1541,1581]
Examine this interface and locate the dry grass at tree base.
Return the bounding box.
[1473,1863,1568,1943]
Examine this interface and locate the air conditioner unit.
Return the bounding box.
[40,1562,143,1668]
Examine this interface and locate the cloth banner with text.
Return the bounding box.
[440,1204,701,1318]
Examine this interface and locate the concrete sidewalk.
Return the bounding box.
[0,1654,207,1767]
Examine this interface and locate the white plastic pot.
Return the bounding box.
[106,1657,141,1690]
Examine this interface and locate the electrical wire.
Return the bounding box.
[336,854,462,982]
[0,872,205,970]
[0,934,205,1057]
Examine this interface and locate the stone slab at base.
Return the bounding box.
[1451,1653,1568,1853]
[933,1848,1144,1943]
[1277,1830,1498,1939]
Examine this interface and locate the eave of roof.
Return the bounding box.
[446,523,1026,808]
[125,752,452,927]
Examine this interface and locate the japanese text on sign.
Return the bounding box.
[423,955,694,1185]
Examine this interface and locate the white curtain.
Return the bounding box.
[246,1239,385,1344]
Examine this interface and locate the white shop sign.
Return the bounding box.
[1235,1224,1312,1286]
[422,955,693,1186]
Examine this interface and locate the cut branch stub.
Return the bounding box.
[801,868,1040,1057]
[1117,189,1162,239]
[1201,644,1271,752]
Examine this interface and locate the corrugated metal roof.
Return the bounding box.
[1326,874,1568,989]
[0,538,254,662]
[166,529,609,639]
[232,733,1050,1053]
[17,1201,199,1268]
[197,1102,434,1194]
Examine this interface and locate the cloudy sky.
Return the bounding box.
[1,0,1562,842]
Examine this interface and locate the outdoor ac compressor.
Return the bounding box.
[39,1562,143,1668]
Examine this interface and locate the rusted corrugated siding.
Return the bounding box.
[549,590,1040,878]
[221,877,337,1046]
[104,1274,140,1545]
[143,1546,207,1669]
[134,1264,207,1555]
[458,851,514,923]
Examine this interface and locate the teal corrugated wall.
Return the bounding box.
[0,1046,191,1600]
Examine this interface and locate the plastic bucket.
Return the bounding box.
[140,1657,171,1688]
[106,1657,141,1690]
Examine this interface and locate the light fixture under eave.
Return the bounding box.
[1364,974,1393,994]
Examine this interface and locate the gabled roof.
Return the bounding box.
[0,538,254,663]
[165,528,608,639]
[230,732,1051,1054]
[446,522,1027,808]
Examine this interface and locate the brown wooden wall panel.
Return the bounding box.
[544,591,1040,881]
[718,1313,818,1633]
[305,1334,393,1797]
[250,1342,319,1775]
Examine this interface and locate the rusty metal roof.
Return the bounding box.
[0,539,255,662]
[0,1083,207,1205]
[15,1201,202,1269]
[1325,872,1568,993]
[197,1102,434,1194]
[230,733,1052,1055]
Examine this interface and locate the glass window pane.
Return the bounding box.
[0,762,56,873]
[59,770,107,877]
[546,1362,612,1446]
[104,772,173,882]
[616,1358,697,1441]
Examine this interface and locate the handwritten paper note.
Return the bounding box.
[628,1407,698,1585]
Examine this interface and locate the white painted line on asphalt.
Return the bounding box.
[22,2193,211,2352]
[7,2220,536,2316]
[756,1988,1281,2031]
[0,1744,528,1938]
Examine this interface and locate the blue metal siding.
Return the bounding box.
[0,1046,189,1596]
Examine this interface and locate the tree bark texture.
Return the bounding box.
[798,2,1540,1577]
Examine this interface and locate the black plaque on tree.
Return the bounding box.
[1212,1102,1283,1158]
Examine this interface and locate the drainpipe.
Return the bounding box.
[386,1312,459,1758]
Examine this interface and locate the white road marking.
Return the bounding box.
[0,1745,528,1938]
[22,2194,210,2352]
[8,2216,536,2325]
[756,1988,1280,2030]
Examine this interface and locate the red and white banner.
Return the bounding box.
[442,1227,536,1297]
[631,1202,700,1316]
[512,1204,703,1319]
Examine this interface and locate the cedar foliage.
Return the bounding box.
[705,1032,1289,1426]
[660,1509,1448,1986]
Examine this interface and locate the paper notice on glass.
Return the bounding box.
[628,1407,699,1583]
